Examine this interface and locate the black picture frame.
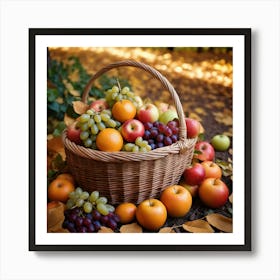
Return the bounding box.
[29,28,251,251]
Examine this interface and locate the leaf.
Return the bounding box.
[206,213,232,233]
[47,201,66,232]
[98,226,114,233]
[158,227,175,233]
[182,219,214,233]
[64,113,75,127]
[72,100,89,115]
[229,193,233,204]
[120,223,143,233]
[47,136,65,157]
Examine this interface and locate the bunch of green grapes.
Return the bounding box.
[105,85,143,109]
[123,136,152,152]
[78,108,121,149]
[66,187,115,216]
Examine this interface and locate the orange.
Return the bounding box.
[96,128,123,152]
[115,202,137,224]
[56,173,75,184]
[112,100,136,123]
[136,199,167,231]
[160,185,192,218]
[48,178,75,203]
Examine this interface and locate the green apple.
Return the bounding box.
[158,109,178,125]
[210,134,230,151]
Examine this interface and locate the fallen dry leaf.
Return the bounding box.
[229,193,233,204]
[72,100,89,115]
[47,201,66,233]
[64,113,75,127]
[98,226,114,233]
[206,213,232,233]
[182,219,214,233]
[120,223,143,233]
[158,227,176,233]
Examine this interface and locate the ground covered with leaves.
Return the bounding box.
[47,47,233,233]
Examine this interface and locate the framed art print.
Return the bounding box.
[29,28,251,251]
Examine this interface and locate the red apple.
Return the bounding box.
[194,141,215,161]
[183,163,205,186]
[120,119,145,142]
[201,161,222,179]
[137,103,159,123]
[67,122,82,145]
[185,118,201,138]
[179,179,199,197]
[198,178,229,208]
[89,99,109,112]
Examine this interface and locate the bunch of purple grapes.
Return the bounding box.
[63,207,120,233]
[143,120,179,150]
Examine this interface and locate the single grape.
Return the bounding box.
[87,118,95,128]
[132,145,139,152]
[157,142,164,148]
[102,109,112,117]
[69,191,76,200]
[143,130,151,140]
[80,114,90,123]
[83,202,93,213]
[96,197,108,205]
[139,147,148,152]
[164,127,173,137]
[80,131,89,141]
[80,191,89,200]
[97,203,109,216]
[87,223,95,233]
[75,198,84,207]
[146,145,152,151]
[68,212,78,222]
[100,215,109,225]
[150,128,158,138]
[86,109,95,116]
[100,113,110,122]
[84,138,93,147]
[158,123,166,133]
[107,219,117,231]
[83,217,92,227]
[91,124,99,135]
[89,191,99,203]
[105,204,115,213]
[66,199,75,209]
[135,137,143,147]
[97,122,106,131]
[75,216,84,227]
[112,85,119,93]
[77,226,87,233]
[121,86,130,94]
[80,122,89,131]
[171,134,178,143]
[156,134,164,143]
[75,187,83,195]
[92,220,101,231]
[124,143,135,152]
[148,139,155,145]
[144,122,153,130]
[105,119,117,128]
[93,114,101,123]
[164,136,172,146]
[92,209,102,221]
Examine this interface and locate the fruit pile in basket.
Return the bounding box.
[66,84,200,152]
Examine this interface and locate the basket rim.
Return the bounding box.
[62,131,196,163]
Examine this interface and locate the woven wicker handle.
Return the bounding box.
[81,60,187,140]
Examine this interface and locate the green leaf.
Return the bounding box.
[52,122,66,137]
[47,88,59,102]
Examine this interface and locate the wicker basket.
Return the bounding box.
[62,60,196,205]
